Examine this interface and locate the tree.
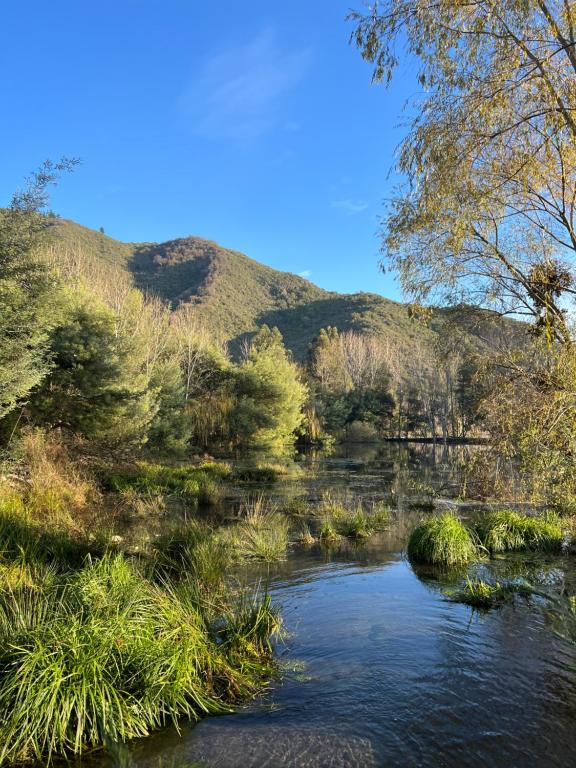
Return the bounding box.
[308,327,394,436]
[351,0,576,342]
[29,289,156,444]
[232,326,307,449]
[0,160,77,423]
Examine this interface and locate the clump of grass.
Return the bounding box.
[229,497,290,562]
[233,462,294,483]
[117,488,167,518]
[108,461,227,506]
[153,521,232,598]
[337,508,372,539]
[296,524,316,545]
[448,577,535,610]
[285,498,311,517]
[407,513,479,567]
[319,520,341,542]
[476,510,564,553]
[315,493,390,540]
[0,554,280,765]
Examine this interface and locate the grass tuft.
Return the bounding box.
[0,554,279,764]
[447,577,535,609]
[475,510,564,553]
[407,513,479,567]
[228,497,290,562]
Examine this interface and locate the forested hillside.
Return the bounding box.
[49,218,519,361]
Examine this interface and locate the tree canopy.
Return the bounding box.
[351,0,576,342]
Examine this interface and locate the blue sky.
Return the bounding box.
[1,1,416,299]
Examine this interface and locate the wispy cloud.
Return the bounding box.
[331,199,369,215]
[298,269,312,278]
[181,29,310,140]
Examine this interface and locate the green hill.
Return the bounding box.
[49,218,520,360]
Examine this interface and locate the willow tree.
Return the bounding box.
[351,0,576,342]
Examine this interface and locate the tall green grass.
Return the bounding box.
[316,492,390,541]
[108,461,230,506]
[0,554,280,765]
[475,510,564,553]
[229,497,290,562]
[407,513,479,567]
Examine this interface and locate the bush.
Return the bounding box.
[407,513,479,567]
[345,420,379,443]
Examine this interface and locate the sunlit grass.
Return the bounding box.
[475,510,564,553]
[108,461,229,506]
[228,496,290,562]
[0,554,280,765]
[407,513,479,567]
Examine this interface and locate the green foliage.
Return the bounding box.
[229,497,290,562]
[231,326,307,449]
[29,290,155,443]
[0,554,280,764]
[108,461,229,506]
[475,510,564,554]
[0,160,76,421]
[316,493,390,540]
[351,1,576,342]
[407,513,479,567]
[448,577,534,610]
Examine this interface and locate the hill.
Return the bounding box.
[49,218,520,360]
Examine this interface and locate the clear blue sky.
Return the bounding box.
[1,0,416,299]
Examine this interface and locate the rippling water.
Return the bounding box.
[88,445,576,768]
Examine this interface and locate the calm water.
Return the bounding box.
[90,445,576,768]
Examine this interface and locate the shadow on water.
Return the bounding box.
[82,445,576,768]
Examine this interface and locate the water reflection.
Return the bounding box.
[83,446,576,768]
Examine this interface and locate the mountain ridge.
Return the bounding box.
[49,218,519,360]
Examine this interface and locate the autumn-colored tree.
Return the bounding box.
[351,0,576,342]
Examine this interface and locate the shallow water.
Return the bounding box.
[88,445,576,768]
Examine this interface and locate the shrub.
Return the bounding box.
[407,513,479,567]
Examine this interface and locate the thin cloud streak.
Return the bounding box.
[331,199,369,215]
[181,28,310,140]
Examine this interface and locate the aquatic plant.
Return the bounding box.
[319,520,340,542]
[230,497,290,562]
[315,492,390,540]
[337,508,373,539]
[296,524,316,545]
[448,577,535,609]
[475,510,564,553]
[108,461,228,505]
[152,521,232,597]
[407,513,479,567]
[0,554,279,765]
